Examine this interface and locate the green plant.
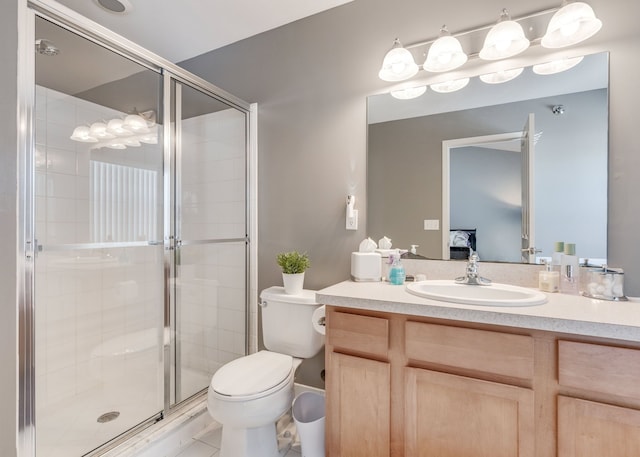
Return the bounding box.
[276,251,310,274]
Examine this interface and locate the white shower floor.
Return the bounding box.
[37,369,209,457]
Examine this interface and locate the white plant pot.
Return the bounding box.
[282,272,305,295]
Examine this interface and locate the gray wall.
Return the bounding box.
[180,0,640,387]
[451,146,522,263]
[1,0,19,455]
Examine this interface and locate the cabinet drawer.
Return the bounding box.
[327,310,389,358]
[558,340,640,400]
[405,321,534,380]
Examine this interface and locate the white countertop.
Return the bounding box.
[316,280,640,342]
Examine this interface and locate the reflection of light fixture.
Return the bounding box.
[542,1,602,48]
[391,85,427,100]
[533,56,584,75]
[123,114,150,133]
[89,122,115,140]
[70,125,98,143]
[430,78,470,93]
[423,26,468,72]
[70,111,157,150]
[479,67,524,84]
[106,118,133,136]
[138,126,159,144]
[479,9,530,60]
[378,38,419,82]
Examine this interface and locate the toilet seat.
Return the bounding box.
[210,351,293,401]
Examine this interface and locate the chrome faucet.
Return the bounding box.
[455,249,491,285]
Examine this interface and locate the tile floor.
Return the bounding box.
[165,415,303,457]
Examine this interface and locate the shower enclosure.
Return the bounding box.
[21,5,252,457]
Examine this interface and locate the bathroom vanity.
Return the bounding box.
[317,281,640,457]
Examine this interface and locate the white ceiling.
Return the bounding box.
[53,0,353,63]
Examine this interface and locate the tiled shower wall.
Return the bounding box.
[177,109,247,398]
[34,85,247,445]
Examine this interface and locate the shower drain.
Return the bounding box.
[97,411,120,423]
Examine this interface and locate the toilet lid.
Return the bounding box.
[211,351,293,397]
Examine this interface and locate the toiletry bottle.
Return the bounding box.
[388,250,406,285]
[551,241,564,273]
[538,260,559,293]
[560,243,579,294]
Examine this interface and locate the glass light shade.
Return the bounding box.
[89,122,115,139]
[390,85,427,100]
[479,67,524,84]
[107,118,134,136]
[424,35,468,72]
[479,14,530,60]
[70,125,98,143]
[533,56,584,75]
[541,2,602,48]
[378,39,419,82]
[123,114,150,133]
[430,77,470,93]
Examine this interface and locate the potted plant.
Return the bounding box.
[277,250,310,295]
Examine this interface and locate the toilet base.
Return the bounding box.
[220,423,279,457]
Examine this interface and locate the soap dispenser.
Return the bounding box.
[388,249,406,285]
[538,260,559,293]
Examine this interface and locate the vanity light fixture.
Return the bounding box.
[430,78,470,93]
[479,9,530,60]
[378,38,419,82]
[390,85,427,100]
[479,67,524,84]
[423,26,468,72]
[378,2,601,93]
[541,1,602,49]
[532,55,584,75]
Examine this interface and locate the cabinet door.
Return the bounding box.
[558,396,640,457]
[404,368,534,457]
[326,352,390,457]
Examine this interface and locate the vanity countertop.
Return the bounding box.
[316,280,640,342]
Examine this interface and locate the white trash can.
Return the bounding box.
[292,391,325,457]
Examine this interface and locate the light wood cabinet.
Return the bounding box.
[325,310,391,457]
[405,368,534,457]
[324,305,640,457]
[326,352,390,457]
[558,396,640,457]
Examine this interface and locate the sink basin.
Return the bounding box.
[405,280,547,307]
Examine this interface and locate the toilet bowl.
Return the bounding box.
[207,287,324,457]
[208,351,302,457]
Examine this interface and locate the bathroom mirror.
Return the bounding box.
[367,52,608,264]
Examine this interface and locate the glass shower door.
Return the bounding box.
[34,17,165,457]
[172,81,248,403]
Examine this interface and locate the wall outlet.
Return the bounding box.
[346,209,358,230]
[424,219,440,230]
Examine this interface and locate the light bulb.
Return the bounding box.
[560,21,580,37]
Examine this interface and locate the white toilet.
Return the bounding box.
[207,286,325,457]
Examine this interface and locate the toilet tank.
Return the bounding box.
[259,286,325,358]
